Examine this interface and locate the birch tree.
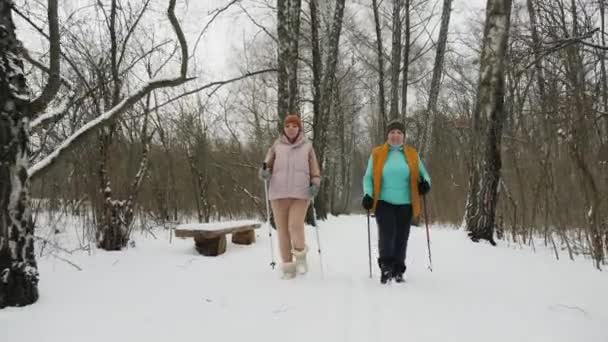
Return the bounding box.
[0,0,60,308]
[420,0,452,158]
[0,0,191,308]
[389,0,402,120]
[310,0,346,219]
[372,0,387,142]
[464,0,513,245]
[277,0,302,124]
[401,0,411,120]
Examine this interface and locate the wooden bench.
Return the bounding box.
[174,220,262,256]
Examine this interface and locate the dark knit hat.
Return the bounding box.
[284,114,302,129]
[386,119,405,135]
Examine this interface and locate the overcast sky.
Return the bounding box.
[15,0,489,84]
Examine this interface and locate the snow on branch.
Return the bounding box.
[28,0,192,179]
[28,76,193,178]
[29,95,72,129]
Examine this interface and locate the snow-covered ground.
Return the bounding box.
[2,215,607,342]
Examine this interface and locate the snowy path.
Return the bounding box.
[2,215,607,342]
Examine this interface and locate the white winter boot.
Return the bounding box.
[281,262,297,279]
[292,245,309,275]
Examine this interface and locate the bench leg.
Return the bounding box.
[232,229,256,245]
[194,235,227,256]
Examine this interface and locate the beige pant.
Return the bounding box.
[271,198,310,262]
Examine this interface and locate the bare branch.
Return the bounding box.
[110,0,121,104]
[28,0,192,179]
[10,4,49,39]
[149,68,276,112]
[118,0,152,69]
[191,0,241,58]
[238,3,277,43]
[34,236,81,255]
[21,49,73,90]
[50,253,83,271]
[168,0,188,78]
[30,95,71,129]
[595,110,608,120]
[28,74,195,179]
[211,162,265,216]
[30,0,61,114]
[11,3,91,89]
[95,0,112,32]
[580,41,608,50]
[516,29,600,77]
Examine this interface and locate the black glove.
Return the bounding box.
[419,179,430,195]
[362,194,374,210]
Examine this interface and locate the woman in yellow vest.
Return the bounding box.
[362,119,431,284]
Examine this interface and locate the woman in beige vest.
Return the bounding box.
[259,114,321,279]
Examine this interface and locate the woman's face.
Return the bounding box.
[387,129,404,145]
[284,123,300,139]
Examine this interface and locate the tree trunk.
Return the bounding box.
[186,135,211,223]
[312,0,346,220]
[277,0,301,126]
[563,0,604,268]
[464,0,513,245]
[421,0,452,158]
[310,0,322,133]
[372,0,387,143]
[287,0,302,114]
[97,0,124,250]
[153,93,178,222]
[526,0,545,99]
[123,111,152,239]
[526,0,554,239]
[96,126,130,250]
[401,0,411,121]
[309,0,323,222]
[277,0,290,124]
[0,0,60,306]
[97,1,158,250]
[0,69,38,302]
[389,0,402,120]
[339,97,348,214]
[0,0,39,308]
[599,0,608,140]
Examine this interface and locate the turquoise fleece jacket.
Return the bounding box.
[363,145,431,205]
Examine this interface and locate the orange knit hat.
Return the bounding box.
[284,114,302,129]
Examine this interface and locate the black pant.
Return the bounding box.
[375,200,412,275]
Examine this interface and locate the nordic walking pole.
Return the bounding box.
[262,163,276,269]
[311,198,324,278]
[366,210,372,278]
[422,194,433,272]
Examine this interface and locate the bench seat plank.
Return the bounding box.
[174,220,262,256]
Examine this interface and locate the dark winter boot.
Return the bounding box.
[378,257,394,284]
[380,268,392,284]
[393,264,406,283]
